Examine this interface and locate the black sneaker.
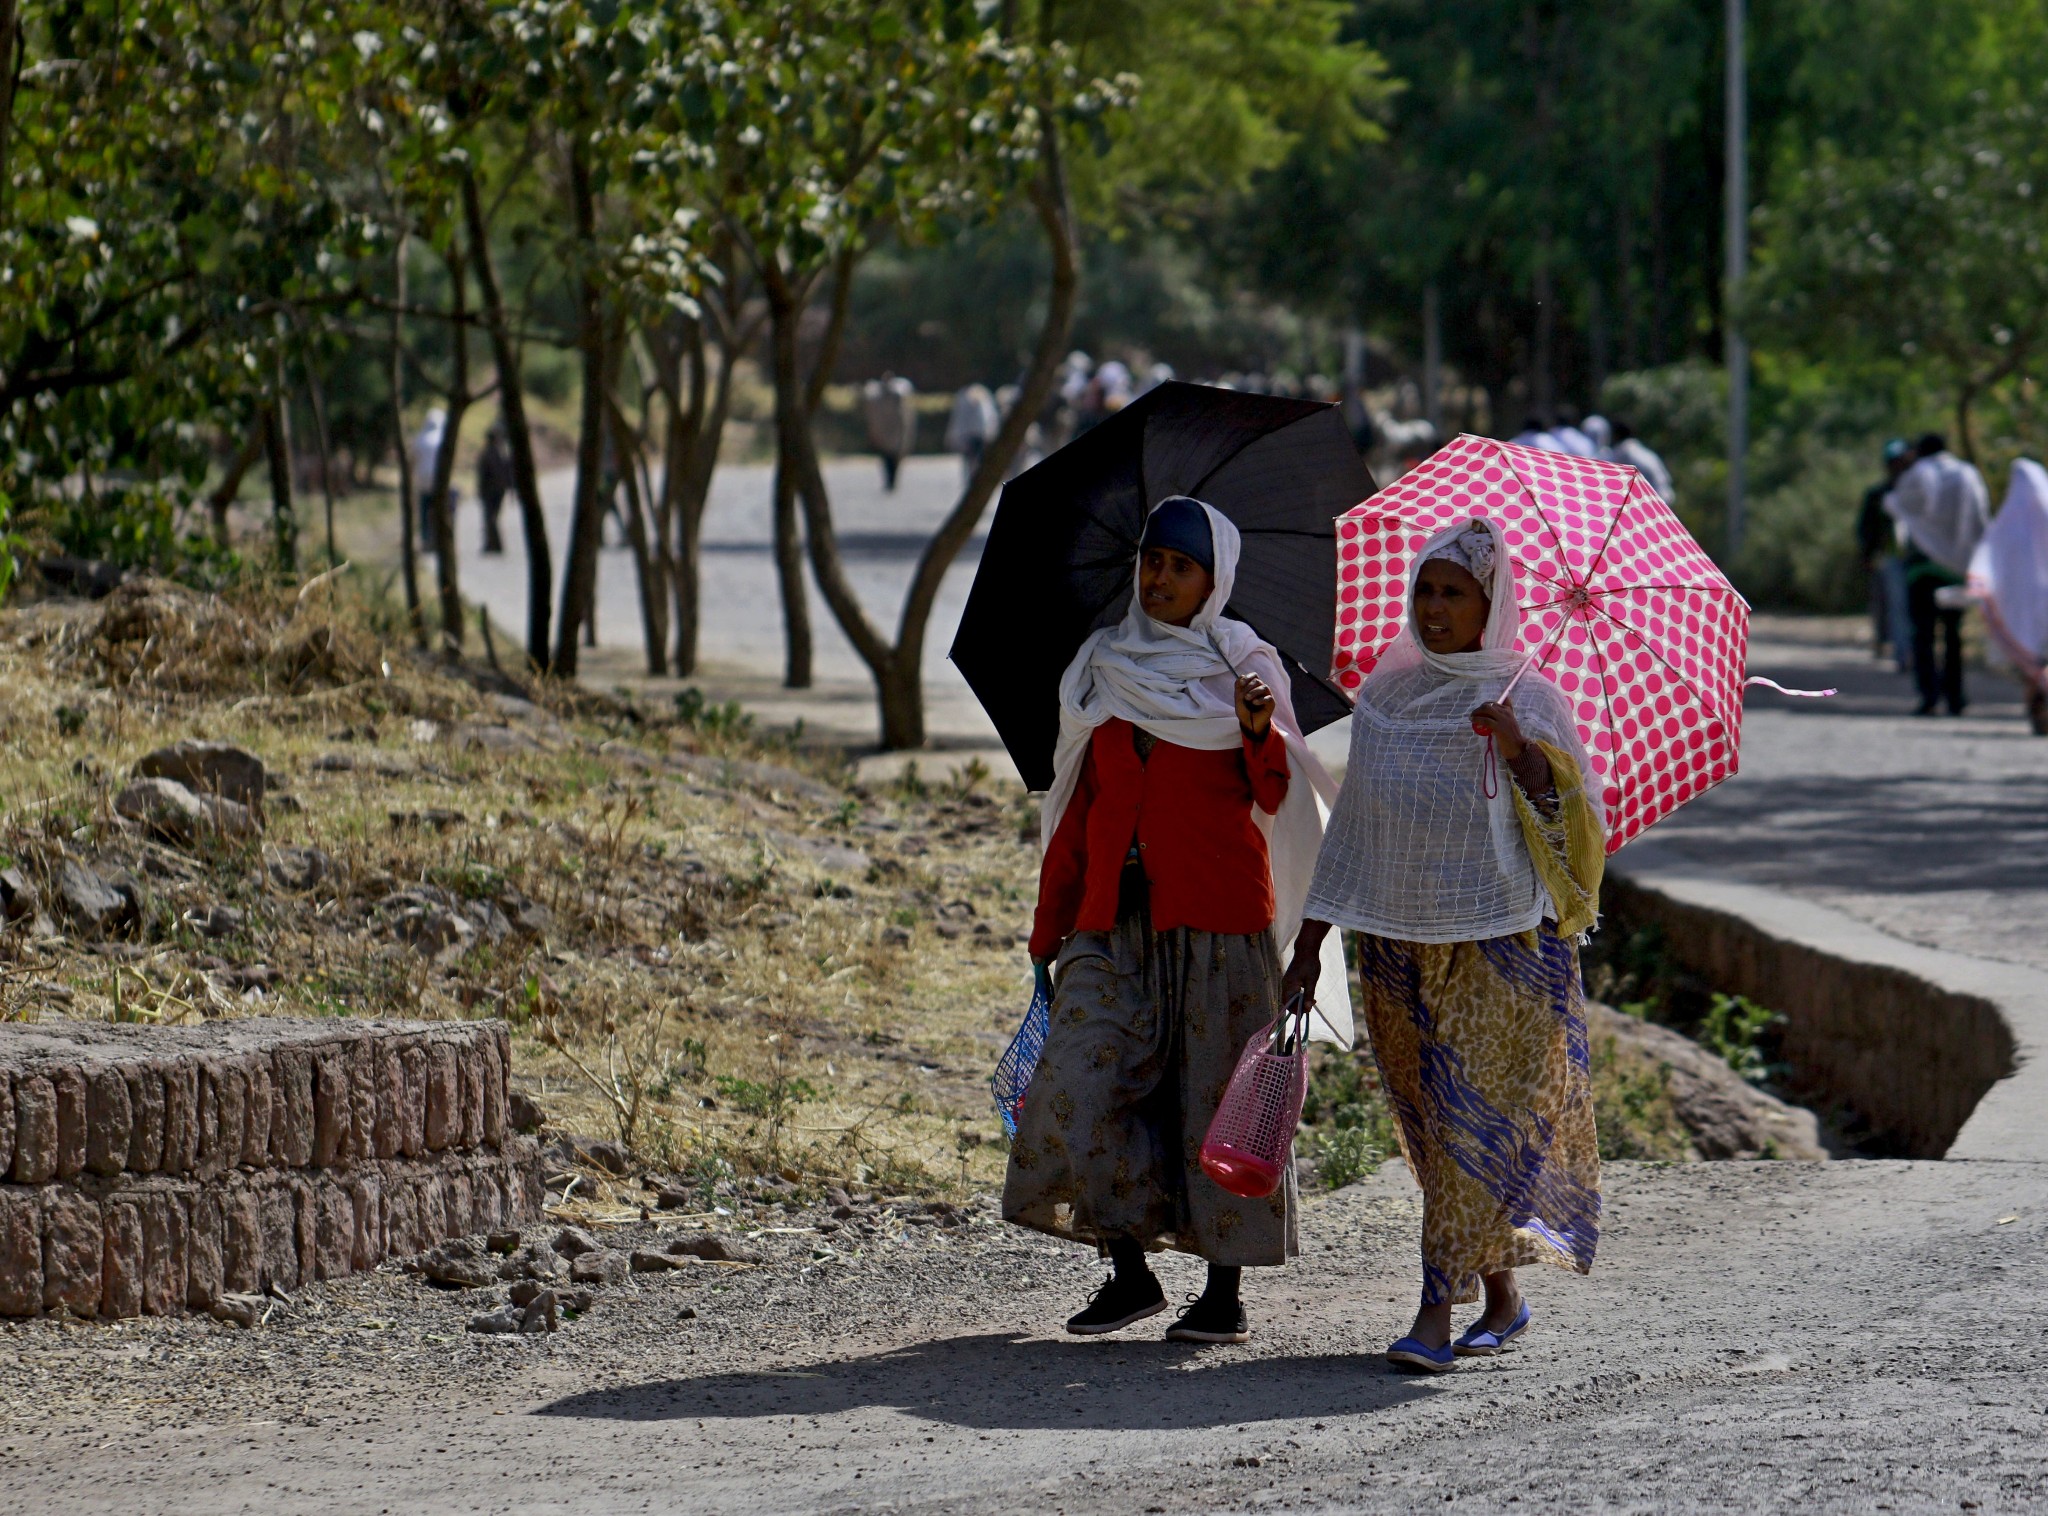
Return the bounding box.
[1065,1272,1166,1335]
[1164,1293,1250,1344]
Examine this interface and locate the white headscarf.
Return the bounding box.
[1969,457,2048,683]
[1304,517,1599,944]
[1041,499,1353,1046]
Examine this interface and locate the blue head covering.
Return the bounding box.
[1139,495,1215,573]
[1883,437,1911,465]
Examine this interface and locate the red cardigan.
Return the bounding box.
[1030,717,1289,961]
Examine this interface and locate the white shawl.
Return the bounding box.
[1888,451,1991,575]
[1040,500,1353,1046]
[1304,517,1601,944]
[1969,457,2048,683]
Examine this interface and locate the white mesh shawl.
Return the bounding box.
[1304,517,1601,944]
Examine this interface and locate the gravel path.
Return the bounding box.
[6,1157,2044,1513]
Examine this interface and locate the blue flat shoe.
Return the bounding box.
[1385,1335,1458,1373]
[1453,1300,1531,1357]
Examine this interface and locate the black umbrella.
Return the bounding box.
[950,381,1375,791]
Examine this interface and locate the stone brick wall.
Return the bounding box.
[0,1018,542,1318]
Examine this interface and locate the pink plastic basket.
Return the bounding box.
[1198,993,1312,1199]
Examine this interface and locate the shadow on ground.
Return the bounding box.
[532,1332,1438,1431]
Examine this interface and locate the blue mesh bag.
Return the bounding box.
[990,965,1053,1139]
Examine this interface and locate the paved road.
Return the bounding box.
[1662,620,2048,973]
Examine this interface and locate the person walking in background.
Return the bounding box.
[1282,519,1605,1374]
[1004,497,1341,1347]
[1969,458,2048,734]
[411,406,451,552]
[1856,438,1914,667]
[475,422,511,556]
[1607,418,1674,505]
[861,373,917,492]
[944,383,999,487]
[1888,433,1991,716]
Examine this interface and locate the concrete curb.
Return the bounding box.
[1610,839,2048,1163]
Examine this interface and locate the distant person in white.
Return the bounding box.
[412,406,453,551]
[861,374,917,492]
[1606,419,1675,506]
[945,383,1000,486]
[1887,432,1991,715]
[1968,457,2048,732]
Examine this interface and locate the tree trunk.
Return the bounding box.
[771,443,813,688]
[388,231,424,643]
[0,0,21,222]
[607,393,667,674]
[553,140,607,677]
[428,235,469,652]
[460,163,551,671]
[298,334,339,565]
[261,355,297,574]
[763,105,1082,752]
[873,110,1082,750]
[206,425,265,547]
[656,316,708,675]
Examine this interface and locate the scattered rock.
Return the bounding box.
[115,776,257,845]
[881,925,912,946]
[467,1304,526,1334]
[506,1091,546,1134]
[553,1134,631,1176]
[420,1239,501,1289]
[935,922,964,941]
[497,1242,561,1283]
[630,1249,691,1273]
[486,1230,522,1255]
[676,1306,697,1321]
[53,859,133,936]
[186,904,244,939]
[500,891,552,939]
[518,1289,559,1333]
[207,1293,264,1328]
[557,1289,595,1315]
[1586,1000,1829,1161]
[310,753,356,773]
[132,739,267,808]
[0,866,40,922]
[388,905,476,960]
[665,1233,760,1265]
[551,1226,602,1259]
[267,846,332,892]
[654,1187,694,1211]
[568,1249,629,1287]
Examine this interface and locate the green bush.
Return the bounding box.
[1599,360,1898,613]
[1300,1046,1396,1189]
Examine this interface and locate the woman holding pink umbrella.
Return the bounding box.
[1282,517,1606,1373]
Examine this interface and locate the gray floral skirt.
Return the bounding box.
[1001,913,1297,1267]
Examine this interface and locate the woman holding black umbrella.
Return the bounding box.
[1001,496,1341,1345]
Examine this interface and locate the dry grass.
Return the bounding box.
[0,577,1043,1200]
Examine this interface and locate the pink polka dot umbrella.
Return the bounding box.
[1333,434,1756,853]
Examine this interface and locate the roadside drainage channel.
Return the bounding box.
[1606,840,2048,1163]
